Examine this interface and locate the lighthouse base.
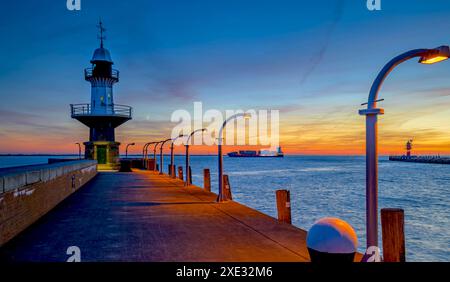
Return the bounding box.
[84,141,121,171]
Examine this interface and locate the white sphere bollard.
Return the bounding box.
[306,217,358,263]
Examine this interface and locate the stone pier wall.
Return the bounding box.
[0,160,97,247]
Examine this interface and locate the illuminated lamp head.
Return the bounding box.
[419,46,450,64]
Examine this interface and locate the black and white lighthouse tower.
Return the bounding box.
[71,21,132,170]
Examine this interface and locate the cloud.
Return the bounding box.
[0,109,73,133]
[116,119,176,141]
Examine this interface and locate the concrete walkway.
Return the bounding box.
[0,170,310,262]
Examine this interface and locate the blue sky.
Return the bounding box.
[1,0,450,154]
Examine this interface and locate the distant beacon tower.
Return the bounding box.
[71,21,132,170]
[406,139,413,158]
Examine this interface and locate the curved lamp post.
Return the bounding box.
[159,138,172,175]
[359,46,450,253]
[152,141,162,171]
[75,143,82,159]
[125,143,135,159]
[185,129,207,186]
[217,113,251,202]
[142,142,153,168]
[143,142,157,169]
[170,134,186,176]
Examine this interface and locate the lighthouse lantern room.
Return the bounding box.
[71,21,132,170]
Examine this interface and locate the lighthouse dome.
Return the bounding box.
[91,47,113,64]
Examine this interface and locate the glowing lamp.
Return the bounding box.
[419,46,450,64]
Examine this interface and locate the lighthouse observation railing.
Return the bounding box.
[71,103,132,118]
[84,68,119,81]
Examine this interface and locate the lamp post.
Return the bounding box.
[143,142,158,169]
[359,46,450,253]
[75,143,81,159]
[185,129,207,186]
[217,113,251,202]
[125,143,135,159]
[142,142,153,168]
[153,141,162,171]
[170,134,186,176]
[159,138,172,175]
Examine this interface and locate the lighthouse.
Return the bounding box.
[406,139,413,158]
[71,21,132,170]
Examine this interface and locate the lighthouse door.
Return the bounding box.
[97,145,107,164]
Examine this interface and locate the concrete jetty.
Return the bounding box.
[0,169,314,262]
[389,155,450,164]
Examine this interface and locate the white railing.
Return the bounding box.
[70,103,132,118]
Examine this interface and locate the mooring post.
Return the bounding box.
[178,166,183,181]
[172,165,176,178]
[381,208,405,262]
[203,169,211,192]
[222,175,232,200]
[275,190,292,224]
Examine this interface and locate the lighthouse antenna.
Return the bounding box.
[97,19,106,48]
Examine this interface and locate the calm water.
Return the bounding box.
[1,155,449,262]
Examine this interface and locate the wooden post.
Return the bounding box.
[178,166,183,181]
[223,174,232,200]
[276,190,292,224]
[147,159,155,171]
[172,165,176,178]
[203,169,211,192]
[381,208,405,262]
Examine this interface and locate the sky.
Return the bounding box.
[1,0,450,155]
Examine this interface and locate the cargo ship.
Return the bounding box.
[227,147,284,158]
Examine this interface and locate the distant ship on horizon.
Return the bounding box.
[227,147,284,158]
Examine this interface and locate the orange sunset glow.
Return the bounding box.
[2,1,450,157]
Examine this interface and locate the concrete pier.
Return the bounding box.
[0,170,314,262]
[389,155,450,164]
